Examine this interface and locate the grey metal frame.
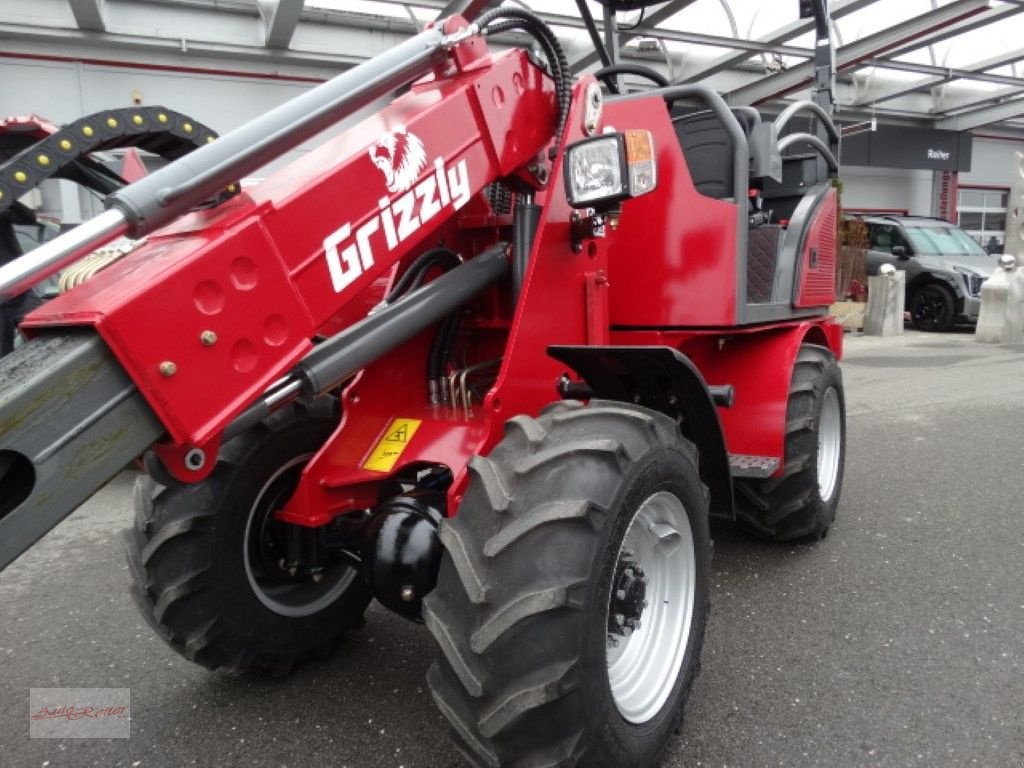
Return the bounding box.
[21,0,1024,131]
[0,331,164,572]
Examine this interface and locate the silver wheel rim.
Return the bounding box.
[606,490,696,724]
[817,387,842,503]
[243,454,356,618]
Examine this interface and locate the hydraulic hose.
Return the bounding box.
[386,247,461,304]
[294,243,509,400]
[476,8,571,155]
[428,313,461,404]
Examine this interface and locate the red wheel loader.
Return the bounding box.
[0,2,844,765]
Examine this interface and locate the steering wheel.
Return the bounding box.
[593,64,674,107]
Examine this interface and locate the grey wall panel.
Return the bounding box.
[838,125,972,171]
[840,166,934,215]
[0,59,86,120]
[0,57,318,170]
[960,138,1019,187]
[1,50,397,193]
[78,67,310,129]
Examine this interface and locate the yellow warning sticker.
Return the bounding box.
[362,418,423,473]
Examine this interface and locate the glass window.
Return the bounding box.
[903,224,988,257]
[958,187,1008,253]
[869,225,897,250]
[960,189,984,207]
[959,211,983,230]
[986,212,1006,232]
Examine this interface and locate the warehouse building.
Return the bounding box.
[2,0,1023,247]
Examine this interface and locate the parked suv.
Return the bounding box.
[856,215,997,332]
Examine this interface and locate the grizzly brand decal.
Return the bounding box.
[370,125,427,193]
[324,126,471,293]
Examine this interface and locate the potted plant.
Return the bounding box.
[830,179,869,328]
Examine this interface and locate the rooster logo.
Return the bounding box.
[369,125,427,194]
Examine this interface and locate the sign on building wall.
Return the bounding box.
[842,126,973,172]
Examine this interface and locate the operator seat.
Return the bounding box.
[672,107,789,305]
[672,107,760,201]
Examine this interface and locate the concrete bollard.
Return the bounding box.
[975,255,1015,343]
[864,266,904,336]
[1004,261,1024,344]
[978,253,1019,344]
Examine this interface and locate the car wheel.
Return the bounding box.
[910,283,956,332]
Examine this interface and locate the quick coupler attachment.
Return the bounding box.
[0,331,163,572]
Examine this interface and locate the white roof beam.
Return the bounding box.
[680,0,883,84]
[936,95,1024,130]
[866,58,1024,88]
[569,0,700,73]
[67,0,105,32]
[881,1,1024,59]
[932,85,1024,116]
[854,47,1024,106]
[727,0,990,106]
[259,0,304,49]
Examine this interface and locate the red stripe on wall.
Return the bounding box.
[0,51,326,84]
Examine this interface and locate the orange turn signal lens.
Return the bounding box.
[623,130,654,164]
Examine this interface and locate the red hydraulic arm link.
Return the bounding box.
[278,76,602,528]
[22,31,559,506]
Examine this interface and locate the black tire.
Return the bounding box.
[124,403,371,674]
[909,283,956,332]
[423,400,711,768]
[735,344,846,542]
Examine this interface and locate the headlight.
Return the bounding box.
[564,130,656,210]
[953,266,986,297]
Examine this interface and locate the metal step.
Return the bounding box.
[728,453,780,479]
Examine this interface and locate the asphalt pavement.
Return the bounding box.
[1,329,1022,767]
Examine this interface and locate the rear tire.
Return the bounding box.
[910,283,956,332]
[735,344,845,542]
[124,403,371,674]
[423,400,710,767]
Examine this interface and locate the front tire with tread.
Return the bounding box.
[735,344,846,542]
[424,400,711,767]
[124,403,371,674]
